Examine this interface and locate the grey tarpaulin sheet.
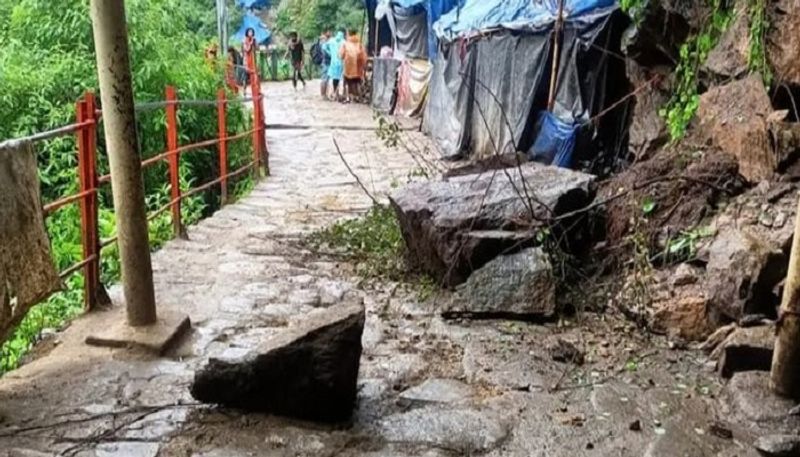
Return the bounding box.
[371,57,402,113]
[394,8,429,59]
[0,140,62,343]
[470,32,551,159]
[423,44,475,159]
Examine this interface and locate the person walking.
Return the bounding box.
[340,29,367,104]
[325,30,346,101]
[312,32,331,99]
[285,32,306,90]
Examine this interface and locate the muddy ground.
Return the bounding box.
[0,81,780,457]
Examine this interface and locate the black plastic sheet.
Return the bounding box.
[470,32,551,159]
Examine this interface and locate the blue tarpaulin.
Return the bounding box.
[233,12,272,45]
[433,0,616,40]
[529,112,579,167]
[236,0,271,8]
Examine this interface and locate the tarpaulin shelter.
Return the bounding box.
[424,0,629,168]
[233,12,272,45]
[368,0,462,117]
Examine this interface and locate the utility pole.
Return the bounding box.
[217,0,228,51]
[771,196,800,397]
[89,0,157,327]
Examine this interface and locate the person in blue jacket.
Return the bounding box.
[325,30,346,101]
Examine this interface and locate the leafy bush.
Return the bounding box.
[308,204,407,280]
[660,0,732,141]
[0,0,256,373]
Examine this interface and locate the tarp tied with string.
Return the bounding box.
[424,0,626,168]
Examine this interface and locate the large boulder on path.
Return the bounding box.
[390,162,596,286]
[696,75,776,183]
[445,247,556,318]
[190,301,365,423]
[768,0,800,86]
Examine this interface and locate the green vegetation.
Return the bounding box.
[660,0,733,141]
[747,0,772,85]
[0,0,255,373]
[309,204,407,280]
[275,0,364,40]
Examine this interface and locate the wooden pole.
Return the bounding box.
[90,0,157,326]
[771,195,800,397]
[165,86,183,239]
[547,0,566,112]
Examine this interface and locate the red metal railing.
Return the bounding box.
[7,61,266,311]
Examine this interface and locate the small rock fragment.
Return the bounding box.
[709,421,733,440]
[547,338,584,365]
[754,434,800,456]
[629,419,642,431]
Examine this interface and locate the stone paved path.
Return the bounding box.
[0,82,764,457]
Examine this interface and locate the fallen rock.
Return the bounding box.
[446,248,556,318]
[724,371,796,423]
[712,324,774,378]
[398,378,472,406]
[754,435,800,457]
[768,0,800,86]
[190,302,365,423]
[696,75,776,183]
[621,0,702,66]
[705,229,786,324]
[390,162,596,286]
[546,337,584,365]
[703,2,750,79]
[700,323,738,353]
[626,61,670,161]
[379,406,510,454]
[651,294,713,342]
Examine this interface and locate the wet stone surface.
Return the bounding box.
[0,82,769,456]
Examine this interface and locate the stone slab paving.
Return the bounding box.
[0,81,764,457]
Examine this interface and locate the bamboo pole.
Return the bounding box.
[89,0,157,326]
[547,0,566,112]
[771,195,800,398]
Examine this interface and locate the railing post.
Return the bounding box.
[217,89,229,205]
[247,55,266,176]
[165,85,183,238]
[76,95,100,310]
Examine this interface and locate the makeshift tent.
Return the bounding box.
[424,0,627,168]
[371,0,463,59]
[236,0,271,8]
[233,12,272,45]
